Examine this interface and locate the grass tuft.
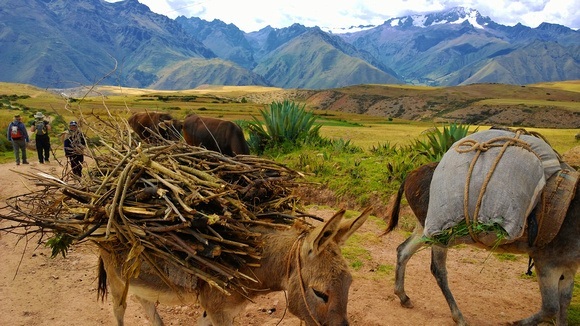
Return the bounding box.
[422,220,509,248]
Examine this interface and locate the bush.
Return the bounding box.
[411,123,475,161]
[246,100,322,154]
[0,135,11,152]
[370,142,430,183]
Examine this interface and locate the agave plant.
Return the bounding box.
[246,100,322,153]
[413,123,476,161]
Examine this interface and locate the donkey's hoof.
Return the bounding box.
[400,297,414,308]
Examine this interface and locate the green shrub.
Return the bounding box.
[411,123,475,161]
[370,142,399,156]
[0,135,11,152]
[246,100,322,154]
[295,153,333,176]
[370,142,430,183]
[313,137,363,154]
[384,151,429,183]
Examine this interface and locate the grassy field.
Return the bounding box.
[533,80,580,93]
[1,81,579,161]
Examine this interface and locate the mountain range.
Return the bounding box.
[0,0,578,90]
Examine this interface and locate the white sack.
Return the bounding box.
[424,129,561,244]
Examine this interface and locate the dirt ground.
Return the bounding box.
[1,149,578,326]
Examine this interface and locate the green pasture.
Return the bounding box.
[2,81,578,150]
[318,122,578,153]
[533,80,580,93]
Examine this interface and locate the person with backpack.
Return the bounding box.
[6,114,30,165]
[30,111,52,164]
[63,121,86,177]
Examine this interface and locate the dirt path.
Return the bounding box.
[0,159,551,325]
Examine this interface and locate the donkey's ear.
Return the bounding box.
[333,207,371,246]
[308,209,346,255]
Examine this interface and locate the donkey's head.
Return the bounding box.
[157,119,182,141]
[285,208,370,326]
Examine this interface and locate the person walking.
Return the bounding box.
[30,111,52,164]
[63,121,86,177]
[6,114,30,165]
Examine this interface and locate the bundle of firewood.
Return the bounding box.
[1,139,312,293]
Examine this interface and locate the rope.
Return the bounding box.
[455,130,537,243]
[275,291,289,326]
[526,256,535,276]
[285,233,321,326]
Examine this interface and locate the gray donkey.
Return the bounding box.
[385,162,579,325]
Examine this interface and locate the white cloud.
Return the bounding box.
[108,0,580,31]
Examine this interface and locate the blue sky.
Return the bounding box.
[108,0,579,32]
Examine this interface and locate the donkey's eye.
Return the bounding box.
[312,288,329,303]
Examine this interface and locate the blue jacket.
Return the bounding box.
[7,120,29,142]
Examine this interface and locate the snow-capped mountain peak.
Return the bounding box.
[323,7,491,34]
[323,24,377,34]
[388,7,491,29]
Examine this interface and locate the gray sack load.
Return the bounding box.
[423,129,562,245]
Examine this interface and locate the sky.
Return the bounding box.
[108,0,580,32]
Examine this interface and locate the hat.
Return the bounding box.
[69,121,78,126]
[34,112,45,119]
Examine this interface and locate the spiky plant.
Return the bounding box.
[412,123,476,161]
[246,100,322,153]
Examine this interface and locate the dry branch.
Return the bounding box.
[0,116,308,294]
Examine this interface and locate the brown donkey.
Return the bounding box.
[98,208,370,326]
[127,111,183,144]
[182,114,250,156]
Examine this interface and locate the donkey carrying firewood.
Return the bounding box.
[98,208,370,326]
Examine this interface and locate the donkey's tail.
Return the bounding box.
[97,256,107,302]
[382,177,406,235]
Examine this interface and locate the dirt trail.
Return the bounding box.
[0,159,549,326]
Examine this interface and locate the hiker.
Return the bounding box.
[6,114,30,165]
[63,121,86,177]
[30,111,52,164]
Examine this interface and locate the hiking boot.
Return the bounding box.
[22,161,29,164]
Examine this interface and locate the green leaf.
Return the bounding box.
[46,233,74,258]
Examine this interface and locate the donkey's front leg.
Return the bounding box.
[198,287,248,326]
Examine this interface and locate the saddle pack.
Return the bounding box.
[424,129,563,246]
[528,168,579,247]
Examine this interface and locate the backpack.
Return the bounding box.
[35,121,47,136]
[10,123,22,139]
